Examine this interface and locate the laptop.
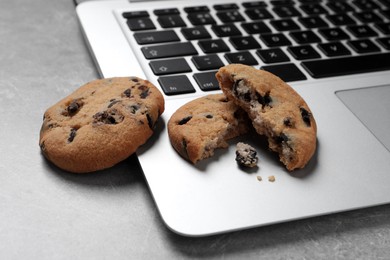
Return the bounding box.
[75,0,390,236]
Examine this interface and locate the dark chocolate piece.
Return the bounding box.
[68,128,77,143]
[178,116,192,125]
[300,107,311,126]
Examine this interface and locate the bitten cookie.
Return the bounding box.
[216,64,317,171]
[168,94,249,164]
[39,77,164,173]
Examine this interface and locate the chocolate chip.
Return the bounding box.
[122,88,131,98]
[139,87,150,99]
[146,113,154,129]
[129,104,140,114]
[68,128,77,143]
[275,133,289,144]
[107,99,121,108]
[300,107,311,127]
[39,141,46,152]
[108,99,121,108]
[66,99,83,116]
[283,117,293,127]
[256,91,272,107]
[182,138,189,159]
[178,116,192,125]
[130,78,139,83]
[233,79,252,102]
[93,109,124,125]
[205,114,213,119]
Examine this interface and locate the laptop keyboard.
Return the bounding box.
[121,0,390,96]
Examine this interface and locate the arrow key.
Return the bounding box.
[150,58,192,75]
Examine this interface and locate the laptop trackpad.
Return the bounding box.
[336,85,390,151]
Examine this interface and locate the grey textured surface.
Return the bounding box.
[1,0,390,259]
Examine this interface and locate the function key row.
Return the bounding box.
[125,8,390,31]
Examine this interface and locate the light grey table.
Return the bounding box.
[1,0,390,259]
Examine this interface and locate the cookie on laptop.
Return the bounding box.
[168,93,249,164]
[216,64,317,171]
[39,77,164,173]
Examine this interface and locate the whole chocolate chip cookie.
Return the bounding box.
[168,93,250,164]
[39,77,164,173]
[216,64,317,171]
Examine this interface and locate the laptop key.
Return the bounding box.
[141,42,198,59]
[298,16,328,28]
[230,36,261,50]
[271,0,295,6]
[154,8,180,16]
[300,4,329,15]
[212,24,242,37]
[375,22,390,35]
[377,37,390,49]
[157,15,186,28]
[347,25,378,38]
[133,30,180,44]
[241,22,272,34]
[187,12,217,25]
[289,30,321,44]
[287,45,321,60]
[270,19,300,31]
[326,14,356,26]
[193,71,221,91]
[273,6,301,17]
[158,75,195,95]
[301,53,390,78]
[326,2,354,13]
[261,63,307,82]
[213,4,239,10]
[347,39,381,53]
[198,39,230,53]
[225,51,258,65]
[192,54,224,70]
[260,33,292,47]
[317,42,352,57]
[217,10,246,23]
[149,58,192,75]
[122,11,149,19]
[256,48,290,63]
[242,1,268,8]
[245,8,274,20]
[184,6,210,13]
[318,28,350,41]
[353,0,380,11]
[181,26,211,40]
[354,11,382,23]
[126,18,156,31]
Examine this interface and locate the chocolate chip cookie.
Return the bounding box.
[168,93,249,164]
[39,77,164,173]
[216,64,317,171]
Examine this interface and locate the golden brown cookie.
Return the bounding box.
[216,64,317,171]
[39,77,164,173]
[168,93,249,164]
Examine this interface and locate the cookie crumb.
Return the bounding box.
[256,176,262,182]
[268,175,275,182]
[235,142,258,168]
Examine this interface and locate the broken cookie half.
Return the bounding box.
[168,94,249,164]
[216,64,317,171]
